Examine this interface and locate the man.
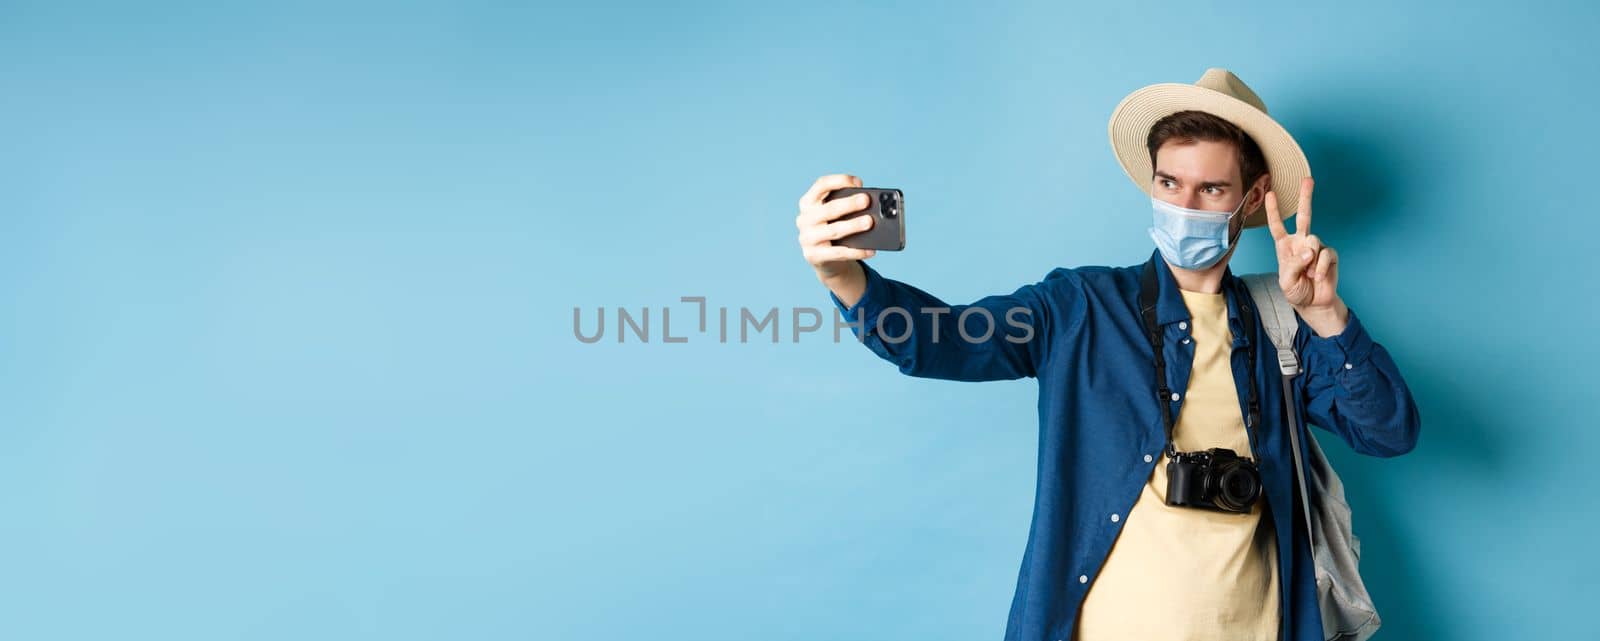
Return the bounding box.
[792,68,1421,641]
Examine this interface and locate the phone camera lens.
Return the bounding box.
[880,192,898,218]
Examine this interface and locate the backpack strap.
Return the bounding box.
[1240,273,1315,555]
[1241,273,1301,377]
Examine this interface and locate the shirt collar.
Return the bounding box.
[1144,247,1253,350]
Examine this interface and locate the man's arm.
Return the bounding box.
[827,260,1076,382]
[1293,306,1422,457]
[1261,176,1420,456]
[796,173,1079,381]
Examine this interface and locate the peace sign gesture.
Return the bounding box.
[1265,176,1341,312]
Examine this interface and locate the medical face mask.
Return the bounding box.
[1147,194,1248,271]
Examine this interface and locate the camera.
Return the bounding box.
[879,191,899,218]
[1166,447,1262,513]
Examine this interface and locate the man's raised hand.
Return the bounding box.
[797,173,877,282]
[1265,176,1341,312]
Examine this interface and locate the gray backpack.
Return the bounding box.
[1241,273,1382,641]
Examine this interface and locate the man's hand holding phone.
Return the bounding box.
[796,173,882,308]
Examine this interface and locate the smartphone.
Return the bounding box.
[822,187,905,251]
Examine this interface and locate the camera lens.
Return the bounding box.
[1215,462,1261,510]
[880,192,898,218]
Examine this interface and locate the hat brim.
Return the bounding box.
[1108,83,1310,229]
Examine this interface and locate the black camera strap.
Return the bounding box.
[1138,258,1261,459]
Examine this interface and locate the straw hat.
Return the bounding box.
[1107,68,1311,229]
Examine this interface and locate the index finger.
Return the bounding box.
[1264,190,1289,241]
[799,173,863,208]
[1295,176,1313,236]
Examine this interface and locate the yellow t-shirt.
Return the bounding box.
[1074,287,1280,641]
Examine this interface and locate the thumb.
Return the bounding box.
[1283,246,1312,280]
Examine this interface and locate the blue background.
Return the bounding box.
[3,1,1595,639]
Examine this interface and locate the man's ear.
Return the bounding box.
[1250,173,1272,211]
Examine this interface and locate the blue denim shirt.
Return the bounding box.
[828,248,1422,641]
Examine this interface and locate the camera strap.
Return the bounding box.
[1138,257,1261,459]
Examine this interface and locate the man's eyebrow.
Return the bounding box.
[1153,171,1233,188]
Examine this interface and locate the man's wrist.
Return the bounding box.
[819,260,868,310]
[1296,297,1350,338]
[816,261,856,286]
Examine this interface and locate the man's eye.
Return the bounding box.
[1204,186,1221,195]
[1161,180,1175,189]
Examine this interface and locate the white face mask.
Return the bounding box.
[1147,194,1248,270]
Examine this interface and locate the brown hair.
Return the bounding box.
[1146,110,1267,191]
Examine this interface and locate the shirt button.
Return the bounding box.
[1144,454,1154,463]
[1181,337,1191,344]
[1170,392,1180,401]
[1110,513,1120,522]
[1178,321,1188,330]
[1079,575,1088,584]
[1344,362,1353,369]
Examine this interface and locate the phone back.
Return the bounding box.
[822,187,905,251]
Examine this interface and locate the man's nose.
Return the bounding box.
[1181,191,1204,210]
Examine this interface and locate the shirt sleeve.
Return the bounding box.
[827,260,1081,382]
[1292,305,1422,457]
